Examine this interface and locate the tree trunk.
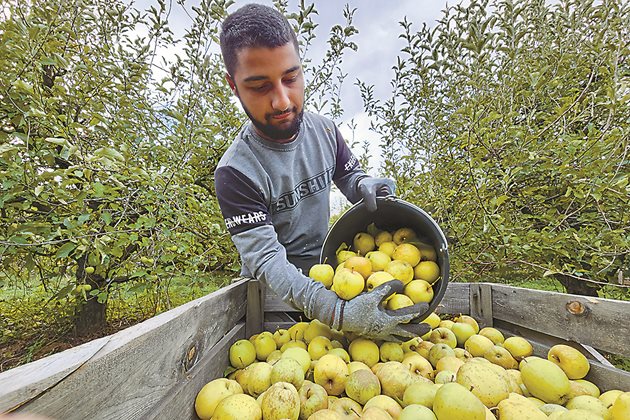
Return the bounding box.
[74,296,107,336]
[556,274,600,297]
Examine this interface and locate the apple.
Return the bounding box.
[365,251,391,272]
[438,320,455,329]
[261,381,300,420]
[378,241,397,257]
[361,406,394,420]
[453,347,473,361]
[273,329,291,348]
[429,327,458,348]
[392,227,417,244]
[599,389,623,408]
[478,327,505,344]
[384,260,414,285]
[379,342,404,362]
[403,381,439,408]
[497,394,547,420]
[548,344,590,380]
[434,370,457,384]
[270,357,304,390]
[456,360,510,408]
[519,356,571,405]
[353,232,376,255]
[433,382,486,420]
[281,340,308,351]
[539,404,568,416]
[298,380,328,419]
[213,393,261,420]
[609,392,630,420]
[309,263,335,288]
[568,379,600,399]
[399,404,437,420]
[404,279,434,304]
[282,347,312,375]
[409,240,438,262]
[424,312,441,329]
[330,397,363,419]
[343,256,372,280]
[413,261,440,284]
[363,395,403,419]
[348,338,380,367]
[254,331,277,361]
[402,352,434,380]
[288,322,310,342]
[386,293,414,310]
[345,369,381,405]
[503,336,534,361]
[332,268,365,300]
[435,356,464,374]
[308,335,334,361]
[347,360,371,373]
[374,229,393,246]
[464,334,495,357]
[565,395,608,418]
[328,347,350,363]
[401,336,422,353]
[244,362,273,397]
[304,319,333,343]
[266,349,282,364]
[336,250,357,265]
[451,322,476,347]
[416,340,434,359]
[195,378,243,420]
[366,271,395,292]
[313,354,349,396]
[453,315,479,333]
[230,339,257,369]
[392,243,422,266]
[306,409,344,420]
[484,345,518,369]
[376,362,417,401]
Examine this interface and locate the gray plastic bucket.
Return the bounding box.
[320,196,449,321]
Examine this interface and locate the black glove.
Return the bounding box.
[337,280,431,342]
[357,177,396,212]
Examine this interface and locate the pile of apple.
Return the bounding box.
[194,314,629,419]
[309,224,440,306]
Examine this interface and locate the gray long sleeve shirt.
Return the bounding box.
[214,111,367,327]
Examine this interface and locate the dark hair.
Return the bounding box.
[220,3,299,77]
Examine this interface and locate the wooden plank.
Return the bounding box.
[469,283,493,328]
[495,319,630,393]
[491,284,630,357]
[264,321,297,332]
[246,279,263,337]
[1,279,249,418]
[435,282,470,315]
[144,322,247,420]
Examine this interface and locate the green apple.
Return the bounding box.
[308,335,333,360]
[261,382,300,420]
[399,404,437,420]
[313,354,349,396]
[404,279,434,304]
[254,331,277,361]
[298,380,328,419]
[519,356,571,405]
[451,322,476,347]
[503,336,533,361]
[213,393,261,420]
[456,360,510,408]
[478,327,505,344]
[194,378,243,420]
[270,357,304,390]
[365,250,391,272]
[433,382,486,420]
[429,327,458,348]
[229,339,257,369]
[309,263,335,288]
[348,338,380,367]
[548,344,590,380]
[453,315,480,333]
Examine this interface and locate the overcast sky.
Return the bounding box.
[134,0,464,211]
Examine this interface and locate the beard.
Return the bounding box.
[240,101,304,141]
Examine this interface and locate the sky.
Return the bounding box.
[133,0,463,211]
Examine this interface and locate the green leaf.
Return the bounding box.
[55,242,76,259]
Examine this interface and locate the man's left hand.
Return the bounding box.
[358,177,396,212]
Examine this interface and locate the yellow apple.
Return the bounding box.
[428,343,456,367]
[568,379,600,399]
[433,382,486,420]
[379,341,404,362]
[424,312,441,329]
[345,369,382,405]
[548,344,590,380]
[309,263,335,288]
[336,250,357,265]
[270,357,305,390]
[478,327,505,344]
[378,241,397,257]
[402,352,434,380]
[328,347,350,363]
[348,338,380,367]
[456,361,510,408]
[403,381,439,409]
[306,409,343,420]
[416,340,434,359]
[404,279,434,304]
[465,334,496,357]
[429,327,458,348]
[213,393,261,420]
[330,397,363,418]
[503,336,533,361]
[439,320,455,329]
[347,360,371,373]
[243,362,273,397]
[298,380,328,419]
[450,322,476,347]
[308,335,334,360]
[484,345,518,369]
[384,260,414,285]
[288,322,310,342]
[365,250,391,272]
[261,382,300,420]
[392,227,417,244]
[314,354,349,396]
[230,339,257,369]
[332,268,365,300]
[599,389,623,408]
[399,404,437,420]
[304,319,333,343]
[435,356,465,374]
[609,392,630,420]
[281,340,308,351]
[366,271,395,292]
[353,232,376,255]
[266,350,282,364]
[401,336,422,353]
[273,329,291,348]
[361,406,395,420]
[343,256,372,280]
[254,331,277,361]
[364,394,403,419]
[453,315,479,333]
[413,261,440,284]
[282,347,312,375]
[434,370,457,384]
[519,356,571,405]
[386,293,414,310]
[374,230,393,246]
[392,243,422,266]
[565,395,608,418]
[409,240,438,262]
[195,378,243,420]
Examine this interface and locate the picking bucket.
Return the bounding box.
[320,196,449,321]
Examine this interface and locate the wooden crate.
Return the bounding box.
[1,279,629,419]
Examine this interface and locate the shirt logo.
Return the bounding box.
[344,154,358,172]
[224,211,267,229]
[272,167,334,213]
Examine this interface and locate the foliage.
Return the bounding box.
[359,0,629,295]
[0,0,358,340]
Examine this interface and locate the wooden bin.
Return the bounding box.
[1,279,629,419]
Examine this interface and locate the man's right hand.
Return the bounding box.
[337,280,431,342]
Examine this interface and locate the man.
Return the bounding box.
[214,3,429,341]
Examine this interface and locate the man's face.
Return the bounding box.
[227,43,305,142]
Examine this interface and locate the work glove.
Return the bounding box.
[337,280,431,342]
[357,177,396,212]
